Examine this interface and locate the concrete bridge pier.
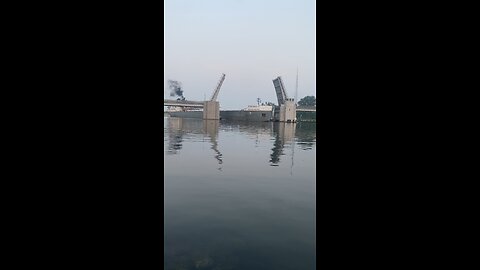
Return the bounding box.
[278,99,297,122]
[203,101,220,120]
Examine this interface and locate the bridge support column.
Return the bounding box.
[203,101,220,120]
[279,99,296,122]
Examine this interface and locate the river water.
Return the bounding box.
[164,116,316,270]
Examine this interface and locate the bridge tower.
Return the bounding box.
[203,100,220,120]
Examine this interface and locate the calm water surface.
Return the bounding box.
[164,117,316,270]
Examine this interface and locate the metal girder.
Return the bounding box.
[210,73,226,101]
[272,76,288,105]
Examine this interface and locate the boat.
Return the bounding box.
[242,105,274,112]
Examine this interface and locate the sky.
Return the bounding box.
[164,0,315,110]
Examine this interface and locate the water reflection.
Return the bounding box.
[270,123,296,166]
[166,117,184,154]
[165,117,316,167]
[295,122,316,150]
[165,117,224,169]
[203,120,223,170]
[164,117,316,270]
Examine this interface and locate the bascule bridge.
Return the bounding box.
[163,74,225,120]
[272,76,296,122]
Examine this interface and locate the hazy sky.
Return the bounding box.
[164,0,315,109]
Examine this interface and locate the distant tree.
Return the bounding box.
[298,96,316,106]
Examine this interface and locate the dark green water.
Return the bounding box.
[164,117,316,270]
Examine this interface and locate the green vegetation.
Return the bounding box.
[298,96,316,106]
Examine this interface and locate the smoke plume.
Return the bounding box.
[168,80,185,100]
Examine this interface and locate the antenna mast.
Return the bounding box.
[295,67,299,105]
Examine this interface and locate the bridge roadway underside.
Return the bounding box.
[164,99,204,108]
[164,99,220,120]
